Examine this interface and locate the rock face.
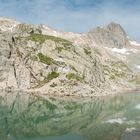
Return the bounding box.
[0,18,139,97]
[87,22,128,48]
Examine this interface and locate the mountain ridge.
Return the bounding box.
[0,17,139,98]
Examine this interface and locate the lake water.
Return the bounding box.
[0,91,140,140]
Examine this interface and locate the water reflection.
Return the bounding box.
[0,91,140,140]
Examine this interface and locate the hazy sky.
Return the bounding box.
[0,0,140,41]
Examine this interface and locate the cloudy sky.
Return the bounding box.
[0,0,140,41]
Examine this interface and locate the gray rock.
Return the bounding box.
[0,17,139,97]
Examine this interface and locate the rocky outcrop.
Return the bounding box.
[0,18,139,97]
[87,22,128,48]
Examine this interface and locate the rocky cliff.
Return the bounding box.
[0,18,139,97]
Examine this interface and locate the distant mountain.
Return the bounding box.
[0,17,139,98]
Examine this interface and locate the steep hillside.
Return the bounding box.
[0,18,139,97]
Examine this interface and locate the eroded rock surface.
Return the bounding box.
[0,18,139,97]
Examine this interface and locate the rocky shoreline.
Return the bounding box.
[0,85,139,101]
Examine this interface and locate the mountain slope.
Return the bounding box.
[0,18,139,97]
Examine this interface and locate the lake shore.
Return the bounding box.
[0,86,139,101]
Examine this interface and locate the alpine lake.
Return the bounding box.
[0,91,140,140]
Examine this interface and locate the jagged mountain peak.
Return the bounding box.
[89,22,126,36]
[106,22,124,30]
[105,22,126,36]
[0,17,138,49]
[87,22,128,49]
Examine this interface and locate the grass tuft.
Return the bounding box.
[37,53,54,65]
[66,73,83,81]
[27,33,72,46]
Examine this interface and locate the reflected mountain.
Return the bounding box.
[0,91,140,140]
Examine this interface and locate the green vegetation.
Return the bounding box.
[37,53,66,66]
[70,65,78,72]
[27,33,72,46]
[56,47,64,53]
[110,61,131,71]
[103,61,131,80]
[84,48,92,55]
[129,75,140,84]
[66,73,83,81]
[15,36,22,41]
[36,71,59,87]
[55,45,74,53]
[37,53,54,65]
[47,71,59,81]
[64,104,80,110]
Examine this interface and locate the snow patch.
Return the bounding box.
[130,40,140,46]
[111,48,129,55]
[129,49,138,53]
[106,47,138,55]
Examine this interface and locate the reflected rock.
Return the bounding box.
[121,128,140,140]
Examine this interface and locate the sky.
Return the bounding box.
[0,0,140,41]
